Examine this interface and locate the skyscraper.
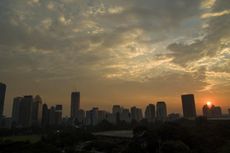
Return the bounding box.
[156,101,167,121]
[32,95,43,126]
[42,103,49,127]
[0,83,6,117]
[181,94,197,119]
[145,104,155,122]
[19,96,33,127]
[131,106,143,122]
[12,97,23,126]
[55,105,63,125]
[71,92,80,119]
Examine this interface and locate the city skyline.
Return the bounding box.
[0,0,229,117]
[1,82,230,118]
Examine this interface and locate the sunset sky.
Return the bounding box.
[0,0,229,117]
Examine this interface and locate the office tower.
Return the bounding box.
[91,107,98,126]
[19,96,33,127]
[42,104,49,127]
[156,101,167,121]
[112,105,121,123]
[32,95,43,126]
[106,113,116,124]
[76,109,85,124]
[55,105,62,125]
[49,106,56,126]
[98,110,107,123]
[85,108,98,126]
[131,106,143,122]
[181,94,197,119]
[12,97,23,126]
[145,104,155,122]
[203,104,222,118]
[71,92,80,119]
[0,83,6,117]
[85,110,92,125]
[120,108,131,123]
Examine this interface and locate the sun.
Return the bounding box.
[206,101,213,108]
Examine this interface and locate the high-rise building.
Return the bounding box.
[42,103,49,127]
[19,96,33,127]
[32,95,43,126]
[49,106,56,126]
[12,97,23,126]
[145,104,155,122]
[156,102,167,121]
[85,107,99,126]
[98,110,107,123]
[55,105,62,125]
[76,109,85,124]
[181,94,197,119]
[203,104,222,118]
[0,83,6,117]
[112,105,121,123]
[120,108,131,123]
[71,92,80,119]
[131,106,143,122]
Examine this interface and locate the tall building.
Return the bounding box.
[76,109,85,124]
[42,103,49,127]
[228,109,230,116]
[112,105,121,123]
[131,106,143,122]
[19,96,33,127]
[49,106,56,126]
[55,105,62,125]
[32,95,43,126]
[181,94,197,119]
[71,92,80,119]
[203,104,222,118]
[145,104,155,122]
[120,108,131,123]
[156,102,167,121]
[0,83,6,117]
[12,97,23,126]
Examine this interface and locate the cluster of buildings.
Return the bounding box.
[0,82,230,128]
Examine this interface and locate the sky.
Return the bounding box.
[0,0,229,117]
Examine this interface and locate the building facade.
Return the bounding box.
[181,94,197,119]
[0,83,6,117]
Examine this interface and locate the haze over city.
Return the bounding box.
[0,0,229,117]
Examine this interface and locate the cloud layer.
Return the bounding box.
[0,0,229,116]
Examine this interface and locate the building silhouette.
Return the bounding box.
[131,106,143,122]
[32,95,43,126]
[71,92,80,119]
[42,103,49,127]
[120,108,131,123]
[19,96,33,127]
[12,97,23,126]
[55,105,63,125]
[112,105,121,123]
[0,83,6,117]
[145,104,155,122]
[181,94,197,119]
[228,109,230,116]
[203,104,222,118]
[156,101,167,121]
